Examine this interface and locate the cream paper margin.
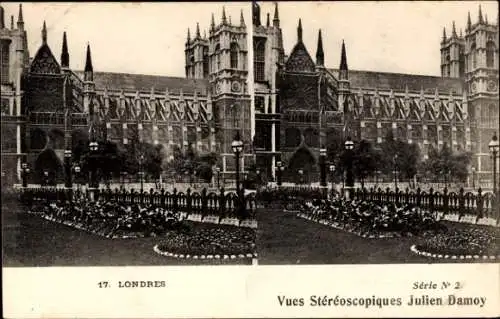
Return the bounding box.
[3,264,500,318]
[2,1,500,318]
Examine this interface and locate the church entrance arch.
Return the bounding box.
[286,147,317,184]
[48,128,65,150]
[34,148,64,185]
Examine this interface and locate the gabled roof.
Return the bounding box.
[285,41,316,73]
[74,71,209,95]
[29,44,61,75]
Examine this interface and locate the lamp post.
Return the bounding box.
[43,170,49,187]
[231,132,244,217]
[393,154,398,191]
[276,161,283,186]
[74,165,81,193]
[471,166,476,190]
[319,147,327,195]
[298,169,304,185]
[488,133,499,195]
[231,132,244,198]
[215,166,220,189]
[139,154,145,194]
[64,150,72,189]
[344,138,355,199]
[329,164,335,197]
[256,168,261,186]
[89,141,99,201]
[120,171,127,189]
[21,163,30,188]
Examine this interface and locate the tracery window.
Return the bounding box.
[470,42,477,69]
[1,40,10,84]
[254,38,265,82]
[230,43,239,69]
[214,44,221,71]
[486,41,496,68]
[203,47,209,77]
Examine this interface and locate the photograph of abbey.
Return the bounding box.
[252,2,499,264]
[2,3,257,267]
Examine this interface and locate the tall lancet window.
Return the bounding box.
[470,42,477,69]
[1,40,10,85]
[203,47,209,77]
[254,38,266,82]
[215,44,221,71]
[230,43,239,69]
[486,41,496,68]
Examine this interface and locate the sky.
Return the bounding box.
[260,1,498,76]
[2,1,498,77]
[1,2,250,77]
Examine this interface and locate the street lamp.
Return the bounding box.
[319,147,327,189]
[43,170,49,186]
[393,154,398,191]
[488,133,499,195]
[139,154,145,193]
[64,150,72,189]
[298,169,304,185]
[74,165,81,192]
[276,161,283,186]
[21,163,30,188]
[120,171,127,189]
[215,166,221,189]
[471,166,476,190]
[256,168,261,186]
[344,138,355,199]
[231,131,244,199]
[329,164,336,197]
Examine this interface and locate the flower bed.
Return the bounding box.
[29,201,206,239]
[155,223,256,257]
[296,198,446,238]
[414,225,500,258]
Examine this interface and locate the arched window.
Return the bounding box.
[189,55,195,78]
[1,40,10,85]
[214,44,221,71]
[203,47,209,77]
[486,41,496,68]
[470,42,477,69]
[254,38,266,82]
[230,43,239,69]
[231,105,239,127]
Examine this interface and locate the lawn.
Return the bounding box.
[255,207,495,264]
[2,200,251,267]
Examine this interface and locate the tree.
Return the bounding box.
[352,140,381,188]
[420,143,471,185]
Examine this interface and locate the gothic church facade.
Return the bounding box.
[252,3,499,183]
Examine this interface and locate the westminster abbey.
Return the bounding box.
[252,3,499,182]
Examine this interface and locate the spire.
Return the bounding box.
[17,4,23,29]
[229,15,232,25]
[84,43,93,81]
[459,28,462,38]
[442,27,447,43]
[340,40,348,72]
[266,13,270,27]
[252,2,261,26]
[210,13,215,31]
[196,23,200,38]
[203,30,207,39]
[42,21,47,44]
[485,14,488,24]
[240,9,245,27]
[273,2,280,27]
[297,19,303,43]
[316,29,324,66]
[467,11,472,30]
[452,21,457,37]
[222,6,227,25]
[478,5,484,24]
[187,27,191,42]
[61,31,69,68]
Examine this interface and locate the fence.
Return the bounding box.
[256,185,500,222]
[17,187,257,220]
[352,187,499,221]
